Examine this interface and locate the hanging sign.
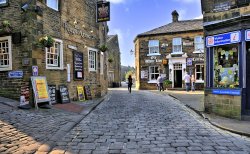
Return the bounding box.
[187,58,193,66]
[206,31,241,47]
[77,85,85,101]
[59,85,70,104]
[96,1,110,22]
[73,51,84,80]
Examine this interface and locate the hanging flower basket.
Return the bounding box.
[0,20,13,35]
[108,57,113,63]
[39,35,55,48]
[99,45,108,52]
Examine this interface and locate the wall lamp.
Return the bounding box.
[21,0,38,12]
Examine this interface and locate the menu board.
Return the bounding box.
[73,51,84,80]
[48,85,57,104]
[20,85,29,105]
[77,85,85,101]
[59,85,70,103]
[84,85,92,100]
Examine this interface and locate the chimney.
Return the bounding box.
[172,10,179,22]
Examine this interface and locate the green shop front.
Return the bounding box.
[205,30,250,119]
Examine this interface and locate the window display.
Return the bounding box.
[213,44,239,88]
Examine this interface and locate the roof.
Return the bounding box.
[137,19,203,37]
[107,35,117,42]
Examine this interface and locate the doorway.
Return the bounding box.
[173,63,182,88]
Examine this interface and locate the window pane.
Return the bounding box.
[0,0,6,4]
[47,0,58,10]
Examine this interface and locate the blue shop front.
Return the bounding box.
[204,30,250,119]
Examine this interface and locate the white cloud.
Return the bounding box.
[177,9,187,20]
[195,14,203,19]
[108,0,126,4]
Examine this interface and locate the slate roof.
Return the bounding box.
[137,19,203,37]
[107,35,117,42]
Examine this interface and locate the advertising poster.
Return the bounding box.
[77,86,85,101]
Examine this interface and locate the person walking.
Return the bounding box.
[191,74,196,91]
[157,75,164,91]
[128,75,133,93]
[183,72,191,92]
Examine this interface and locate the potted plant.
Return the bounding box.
[99,44,108,52]
[39,35,55,48]
[0,20,12,34]
[164,80,172,89]
[108,57,113,63]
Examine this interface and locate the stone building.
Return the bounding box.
[202,0,250,119]
[107,35,121,87]
[134,11,204,90]
[0,0,109,103]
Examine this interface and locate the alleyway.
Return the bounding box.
[49,89,250,154]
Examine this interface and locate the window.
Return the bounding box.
[195,64,204,82]
[46,38,63,70]
[46,0,59,11]
[0,36,12,71]
[172,38,182,53]
[88,48,97,72]
[100,52,104,75]
[194,36,204,53]
[0,0,8,6]
[213,44,239,88]
[149,66,159,81]
[148,40,159,55]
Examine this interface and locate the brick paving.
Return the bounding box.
[49,90,250,154]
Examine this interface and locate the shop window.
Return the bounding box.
[88,48,97,72]
[195,64,204,83]
[194,36,204,53]
[0,0,8,7]
[0,36,12,71]
[148,40,160,55]
[172,38,182,53]
[213,44,239,88]
[149,66,159,81]
[46,39,63,70]
[46,0,59,11]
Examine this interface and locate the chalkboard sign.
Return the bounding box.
[73,51,84,80]
[84,85,92,100]
[59,85,70,103]
[48,85,57,104]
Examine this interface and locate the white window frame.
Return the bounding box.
[88,47,98,72]
[148,66,159,83]
[46,0,59,11]
[195,64,204,83]
[100,52,104,75]
[194,36,204,53]
[0,36,12,71]
[46,38,63,70]
[172,37,182,54]
[148,40,160,56]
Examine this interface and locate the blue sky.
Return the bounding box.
[107,0,202,67]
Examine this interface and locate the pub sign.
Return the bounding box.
[96,1,110,22]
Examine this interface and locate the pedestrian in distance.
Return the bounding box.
[128,75,133,93]
[157,74,164,91]
[191,74,195,91]
[183,72,191,92]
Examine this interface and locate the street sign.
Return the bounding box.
[8,71,23,78]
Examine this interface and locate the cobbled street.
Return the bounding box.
[50,89,250,154]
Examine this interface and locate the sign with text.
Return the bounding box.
[77,86,85,101]
[73,51,84,80]
[48,85,57,104]
[32,66,38,76]
[8,71,23,78]
[206,31,241,47]
[245,30,250,41]
[96,1,110,22]
[212,89,241,96]
[59,85,70,103]
[187,58,193,66]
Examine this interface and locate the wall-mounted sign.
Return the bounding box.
[96,1,110,22]
[141,70,148,79]
[192,58,204,62]
[73,51,84,80]
[245,30,250,41]
[183,42,193,46]
[206,31,241,47]
[162,59,167,65]
[145,59,155,63]
[77,85,85,101]
[32,66,38,76]
[8,71,23,78]
[187,58,193,66]
[59,85,70,104]
[31,76,51,109]
[213,2,231,12]
[156,59,162,63]
[48,85,57,104]
[212,89,241,96]
[68,45,77,50]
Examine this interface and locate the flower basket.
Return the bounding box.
[99,45,108,52]
[0,20,13,35]
[108,57,113,63]
[39,35,55,48]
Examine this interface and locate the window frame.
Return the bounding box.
[0,0,9,7]
[172,37,182,53]
[148,66,159,83]
[46,0,59,11]
[100,52,104,75]
[0,36,12,71]
[194,36,204,53]
[195,64,204,83]
[148,40,160,56]
[46,38,64,70]
[88,47,98,72]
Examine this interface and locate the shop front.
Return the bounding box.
[204,30,250,119]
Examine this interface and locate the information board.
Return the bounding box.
[31,76,51,109]
[84,85,92,100]
[20,85,29,105]
[77,85,85,101]
[48,85,57,104]
[59,85,70,103]
[73,51,84,80]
